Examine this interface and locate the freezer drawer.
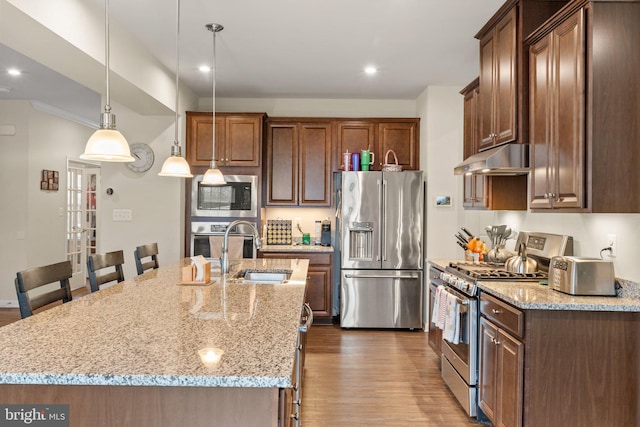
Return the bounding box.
[340,270,423,329]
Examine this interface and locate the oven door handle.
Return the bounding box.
[442,287,471,307]
[344,273,420,280]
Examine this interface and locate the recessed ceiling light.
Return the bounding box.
[364,66,377,75]
[7,68,22,76]
[199,65,211,73]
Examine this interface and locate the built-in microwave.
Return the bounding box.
[191,174,258,218]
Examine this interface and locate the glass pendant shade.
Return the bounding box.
[201,162,226,185]
[81,125,134,162]
[158,145,193,177]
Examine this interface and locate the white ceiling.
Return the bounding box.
[0,0,504,120]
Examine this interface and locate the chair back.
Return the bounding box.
[134,243,159,275]
[87,250,125,292]
[15,260,73,318]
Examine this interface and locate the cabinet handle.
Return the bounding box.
[494,339,501,346]
[491,309,502,314]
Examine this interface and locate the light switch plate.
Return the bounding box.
[113,209,133,221]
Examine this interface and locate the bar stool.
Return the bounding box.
[15,260,73,318]
[134,243,159,275]
[87,250,125,293]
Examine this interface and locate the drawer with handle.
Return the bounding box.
[480,292,524,339]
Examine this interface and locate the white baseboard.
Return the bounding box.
[0,300,19,308]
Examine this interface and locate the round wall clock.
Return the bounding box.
[126,143,155,173]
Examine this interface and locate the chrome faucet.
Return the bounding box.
[221,220,262,275]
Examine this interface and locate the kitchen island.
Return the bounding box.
[0,257,309,426]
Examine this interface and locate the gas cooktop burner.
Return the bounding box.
[447,262,547,281]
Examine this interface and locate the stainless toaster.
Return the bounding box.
[549,256,616,296]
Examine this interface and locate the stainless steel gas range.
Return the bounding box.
[428,232,573,418]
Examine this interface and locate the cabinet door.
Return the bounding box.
[479,7,517,150]
[479,317,498,424]
[463,175,488,209]
[529,33,554,209]
[493,8,517,146]
[306,264,332,318]
[496,329,523,427]
[336,121,375,169]
[377,122,419,170]
[479,31,496,149]
[266,123,298,205]
[224,115,262,166]
[463,84,479,158]
[299,122,333,206]
[186,113,225,167]
[551,10,584,209]
[530,10,584,210]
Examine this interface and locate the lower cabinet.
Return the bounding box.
[479,316,523,427]
[259,251,333,323]
[478,291,640,427]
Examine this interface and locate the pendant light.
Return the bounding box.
[158,0,193,177]
[80,0,134,162]
[200,23,225,186]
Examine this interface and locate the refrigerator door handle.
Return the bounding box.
[344,273,420,280]
[381,178,387,262]
[376,178,382,262]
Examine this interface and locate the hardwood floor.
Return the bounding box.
[301,325,481,426]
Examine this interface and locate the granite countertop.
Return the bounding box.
[428,259,640,312]
[259,243,333,253]
[0,258,309,388]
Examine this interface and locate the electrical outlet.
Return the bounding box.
[295,217,302,226]
[606,233,617,257]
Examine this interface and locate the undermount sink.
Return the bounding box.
[231,269,292,284]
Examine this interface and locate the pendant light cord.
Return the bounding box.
[104,0,111,115]
[174,0,180,146]
[211,27,216,164]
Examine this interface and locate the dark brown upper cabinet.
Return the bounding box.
[527,0,640,212]
[335,118,420,171]
[185,112,264,168]
[265,119,333,207]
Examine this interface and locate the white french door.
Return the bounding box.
[66,161,100,289]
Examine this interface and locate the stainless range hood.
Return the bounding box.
[454,143,529,175]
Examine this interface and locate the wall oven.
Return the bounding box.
[191,174,258,218]
[191,221,257,259]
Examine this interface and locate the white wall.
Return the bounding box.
[0,101,30,302]
[494,211,640,281]
[0,98,189,305]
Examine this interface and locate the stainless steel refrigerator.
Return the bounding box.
[339,171,424,329]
